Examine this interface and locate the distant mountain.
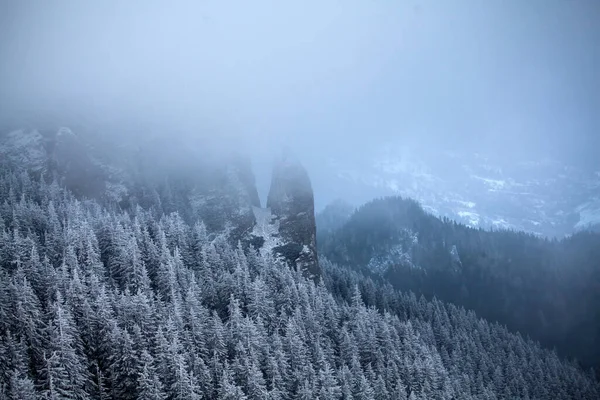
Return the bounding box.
[326,143,600,238]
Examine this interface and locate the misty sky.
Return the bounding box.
[1,1,599,205]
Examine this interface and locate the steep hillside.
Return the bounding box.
[319,196,600,371]
[316,199,355,237]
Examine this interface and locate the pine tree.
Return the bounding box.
[44,201,63,267]
[248,277,276,329]
[160,331,201,400]
[318,362,341,400]
[353,371,375,400]
[297,379,314,400]
[0,333,30,397]
[169,362,201,400]
[138,350,167,400]
[10,268,46,374]
[109,325,140,400]
[373,375,389,400]
[130,236,151,294]
[42,292,89,400]
[218,363,247,400]
[244,358,268,400]
[8,370,37,400]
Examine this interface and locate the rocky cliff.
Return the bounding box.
[266,154,320,278]
[188,153,261,245]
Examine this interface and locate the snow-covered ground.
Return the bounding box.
[575,201,600,230]
[251,206,282,258]
[457,211,480,226]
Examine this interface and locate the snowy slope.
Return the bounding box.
[251,206,283,258]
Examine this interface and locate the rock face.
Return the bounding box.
[267,154,320,278]
[189,154,261,245]
[50,127,120,201]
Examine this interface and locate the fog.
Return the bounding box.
[1,0,599,207]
